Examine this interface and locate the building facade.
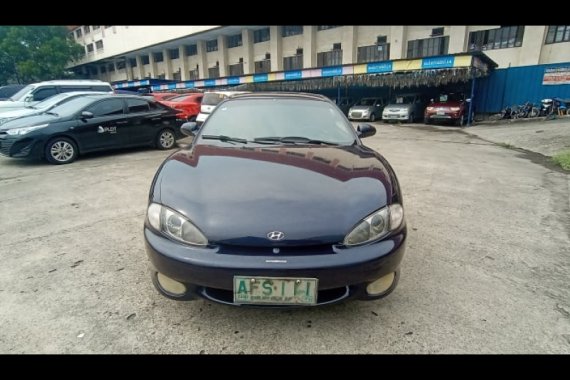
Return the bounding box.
[68,25,570,84]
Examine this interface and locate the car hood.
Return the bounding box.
[384,104,412,111]
[429,101,462,108]
[0,108,38,122]
[0,113,59,130]
[0,100,27,112]
[349,106,374,112]
[154,144,396,246]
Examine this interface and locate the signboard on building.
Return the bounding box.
[543,66,570,85]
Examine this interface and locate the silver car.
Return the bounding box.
[382,94,427,123]
[348,97,386,122]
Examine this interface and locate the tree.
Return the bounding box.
[0,26,84,85]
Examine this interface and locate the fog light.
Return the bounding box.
[366,272,396,296]
[157,272,187,296]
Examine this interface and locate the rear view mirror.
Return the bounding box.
[81,111,94,119]
[356,124,376,138]
[181,121,199,136]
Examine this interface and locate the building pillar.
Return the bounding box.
[196,40,208,79]
[96,65,103,81]
[449,25,468,54]
[519,26,546,66]
[270,26,283,71]
[342,26,357,65]
[148,52,157,78]
[217,35,228,77]
[242,29,254,75]
[179,45,189,81]
[135,55,144,80]
[390,26,407,59]
[163,49,173,79]
[303,25,316,68]
[125,58,133,81]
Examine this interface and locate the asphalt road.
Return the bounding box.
[1,123,569,353]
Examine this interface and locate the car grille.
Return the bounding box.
[201,285,350,306]
[351,112,362,118]
[217,243,335,256]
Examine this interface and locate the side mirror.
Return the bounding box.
[81,111,94,119]
[466,98,472,103]
[430,98,434,103]
[181,121,199,136]
[24,96,33,103]
[356,124,376,138]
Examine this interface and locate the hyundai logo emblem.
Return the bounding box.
[267,231,285,241]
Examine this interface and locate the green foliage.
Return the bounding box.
[0,26,84,85]
[552,151,570,170]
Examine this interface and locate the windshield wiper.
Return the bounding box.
[253,136,340,146]
[201,134,248,144]
[44,111,59,116]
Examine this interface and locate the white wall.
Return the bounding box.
[356,26,391,47]
[282,33,304,57]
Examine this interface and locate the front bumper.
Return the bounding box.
[144,226,406,306]
[0,135,44,159]
[348,113,370,120]
[382,113,409,121]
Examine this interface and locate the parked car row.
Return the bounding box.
[340,92,473,126]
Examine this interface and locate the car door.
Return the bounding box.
[123,98,157,146]
[72,98,128,152]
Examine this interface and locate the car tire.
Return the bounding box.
[45,137,78,165]
[369,113,376,122]
[407,113,414,123]
[156,129,176,150]
[456,114,466,127]
[188,115,197,122]
[424,118,431,125]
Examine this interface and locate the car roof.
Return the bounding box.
[29,80,111,87]
[229,92,330,102]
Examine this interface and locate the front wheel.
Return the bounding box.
[369,113,376,122]
[45,137,78,165]
[407,113,414,123]
[188,115,197,122]
[156,129,176,150]
[456,114,466,127]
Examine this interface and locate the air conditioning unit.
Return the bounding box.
[377,35,387,44]
[333,43,342,50]
[265,52,271,60]
[431,27,444,37]
[296,48,303,55]
[239,57,244,63]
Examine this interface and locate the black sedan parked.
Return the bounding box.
[144,92,407,307]
[0,94,183,164]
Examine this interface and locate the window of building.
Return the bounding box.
[469,26,524,51]
[431,27,444,36]
[100,66,106,73]
[84,26,90,34]
[186,44,197,56]
[141,55,150,65]
[95,40,103,50]
[116,61,125,70]
[129,58,137,67]
[206,39,218,52]
[545,25,570,44]
[87,99,124,117]
[317,49,342,67]
[157,74,166,80]
[173,71,181,81]
[153,52,164,62]
[127,99,150,113]
[208,66,220,78]
[283,55,303,70]
[75,29,82,38]
[108,64,115,72]
[229,62,244,76]
[357,43,390,63]
[255,59,271,73]
[169,48,180,60]
[86,44,94,53]
[253,28,270,43]
[407,36,449,59]
[104,25,112,29]
[282,26,303,37]
[228,34,243,48]
[189,68,199,80]
[93,25,100,30]
[377,35,387,44]
[317,26,340,31]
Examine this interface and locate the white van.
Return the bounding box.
[196,90,249,125]
[0,80,113,114]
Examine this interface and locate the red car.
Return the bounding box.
[424,93,474,126]
[160,93,203,121]
[151,92,179,101]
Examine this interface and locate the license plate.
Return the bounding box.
[233,276,318,305]
[437,110,445,115]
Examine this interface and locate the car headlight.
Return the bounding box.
[450,107,460,112]
[426,107,434,111]
[147,203,208,246]
[343,204,404,246]
[5,124,49,136]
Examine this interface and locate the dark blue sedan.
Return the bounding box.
[144,92,406,307]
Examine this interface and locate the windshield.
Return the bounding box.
[202,93,226,106]
[200,98,356,145]
[33,93,74,110]
[47,96,101,117]
[9,85,35,101]
[437,93,464,102]
[391,96,414,104]
[356,98,377,106]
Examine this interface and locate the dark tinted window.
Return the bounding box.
[87,99,124,117]
[149,101,164,111]
[59,86,91,93]
[92,85,112,92]
[127,99,150,113]
[32,87,58,101]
